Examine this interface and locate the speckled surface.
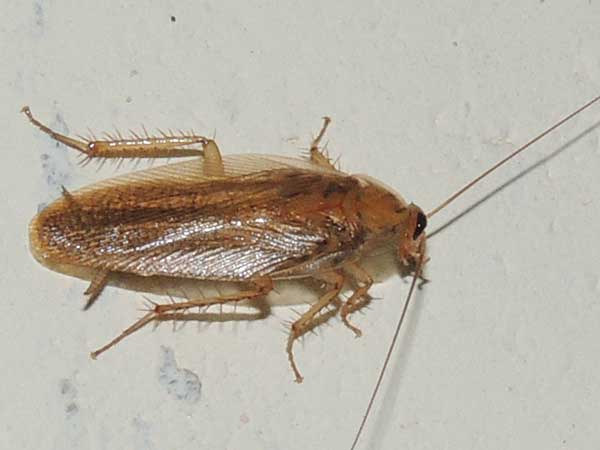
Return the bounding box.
[1,2,600,449]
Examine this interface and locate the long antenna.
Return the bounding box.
[427,95,600,218]
[350,241,426,450]
[351,95,600,450]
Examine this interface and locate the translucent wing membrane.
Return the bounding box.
[81,154,340,193]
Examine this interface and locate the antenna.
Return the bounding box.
[350,241,426,450]
[427,95,600,218]
[351,94,600,450]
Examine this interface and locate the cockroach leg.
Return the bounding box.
[21,106,91,155]
[309,116,337,171]
[22,106,209,160]
[201,139,225,177]
[90,278,273,359]
[152,278,272,314]
[340,262,374,337]
[286,271,344,383]
[60,186,78,205]
[90,311,156,360]
[83,269,111,310]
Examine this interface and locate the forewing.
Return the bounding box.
[31,163,363,281]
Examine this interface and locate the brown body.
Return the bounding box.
[23,108,426,383]
[24,97,600,450]
[31,159,417,281]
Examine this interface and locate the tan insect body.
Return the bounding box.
[22,96,600,450]
[23,107,425,376]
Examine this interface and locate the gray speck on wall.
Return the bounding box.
[34,2,44,28]
[132,416,156,450]
[59,378,79,418]
[158,346,201,403]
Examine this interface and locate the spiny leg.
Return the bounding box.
[90,278,273,359]
[309,116,338,171]
[340,262,374,337]
[21,106,214,161]
[83,269,111,310]
[163,296,272,325]
[286,271,344,383]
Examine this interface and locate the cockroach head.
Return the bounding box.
[353,174,427,267]
[397,203,427,268]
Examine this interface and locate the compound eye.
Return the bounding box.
[413,211,427,240]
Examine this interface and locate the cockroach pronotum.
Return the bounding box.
[22,95,600,449]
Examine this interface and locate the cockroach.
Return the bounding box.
[22,95,600,449]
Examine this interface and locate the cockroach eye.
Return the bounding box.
[413,211,427,240]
